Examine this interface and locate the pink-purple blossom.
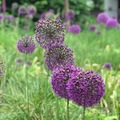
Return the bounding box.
[67,70,105,107]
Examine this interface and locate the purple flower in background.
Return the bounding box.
[97,13,108,24]
[64,10,75,21]
[67,70,105,107]
[35,19,65,49]
[6,15,14,21]
[51,65,83,99]
[48,9,54,13]
[16,58,23,65]
[17,36,36,54]
[106,18,118,28]
[40,12,46,19]
[44,45,74,71]
[27,5,37,16]
[0,14,4,20]
[18,6,27,15]
[96,31,101,35]
[2,0,6,13]
[0,60,5,77]
[68,25,81,34]
[12,2,18,9]
[103,62,112,70]
[89,25,96,31]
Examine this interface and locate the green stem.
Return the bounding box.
[82,107,86,120]
[67,99,69,120]
[25,54,29,117]
[45,67,49,120]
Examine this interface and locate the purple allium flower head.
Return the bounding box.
[48,9,54,13]
[0,60,5,77]
[12,2,18,9]
[44,45,74,71]
[17,36,36,54]
[68,25,81,34]
[2,0,6,13]
[0,14,4,20]
[40,12,46,19]
[51,65,83,99]
[18,6,27,15]
[97,13,108,24]
[16,58,23,65]
[89,25,96,31]
[96,31,101,35]
[27,5,37,16]
[64,10,75,21]
[67,70,105,107]
[6,15,14,21]
[103,62,112,70]
[106,18,118,28]
[35,19,65,49]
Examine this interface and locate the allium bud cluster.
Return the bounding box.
[17,36,36,54]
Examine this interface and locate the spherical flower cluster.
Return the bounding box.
[17,36,36,54]
[0,60,5,77]
[35,19,65,49]
[12,2,18,9]
[18,6,27,15]
[6,15,14,21]
[89,25,96,31]
[67,70,105,107]
[68,25,81,34]
[40,9,54,20]
[106,18,118,28]
[51,65,83,99]
[27,5,37,16]
[103,62,112,70]
[0,14,4,20]
[40,12,46,19]
[44,45,74,71]
[64,10,75,21]
[97,13,108,24]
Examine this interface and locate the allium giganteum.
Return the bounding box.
[67,70,105,107]
[35,19,65,49]
[44,45,74,71]
[97,13,108,24]
[51,66,83,99]
[17,36,36,54]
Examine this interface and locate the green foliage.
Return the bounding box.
[0,26,120,119]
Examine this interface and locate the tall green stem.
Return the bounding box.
[67,99,69,120]
[25,55,29,117]
[82,107,86,120]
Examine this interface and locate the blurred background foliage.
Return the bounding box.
[2,0,103,25]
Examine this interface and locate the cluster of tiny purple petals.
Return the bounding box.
[89,25,96,31]
[103,62,112,70]
[63,10,75,21]
[67,70,105,107]
[27,5,37,16]
[0,60,5,77]
[12,2,18,9]
[106,18,118,28]
[35,19,65,49]
[18,6,27,15]
[6,15,14,21]
[0,14,4,20]
[97,13,108,24]
[17,36,36,54]
[51,65,83,99]
[68,25,81,34]
[44,45,74,71]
